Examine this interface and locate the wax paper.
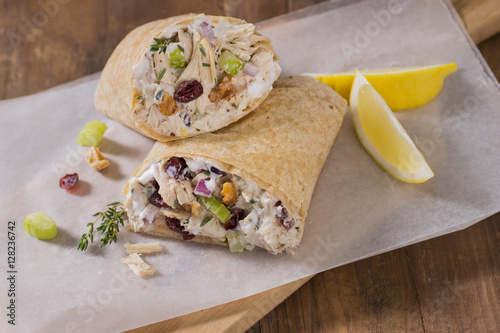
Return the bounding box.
[1,0,500,331]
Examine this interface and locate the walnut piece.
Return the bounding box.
[187,201,201,217]
[221,182,237,205]
[209,75,236,103]
[158,93,181,116]
[85,147,109,171]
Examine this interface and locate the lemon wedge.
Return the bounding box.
[350,70,434,183]
[310,62,456,110]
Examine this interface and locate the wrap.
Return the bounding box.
[95,14,281,141]
[123,76,347,254]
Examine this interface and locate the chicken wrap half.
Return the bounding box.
[95,14,281,141]
[123,76,347,254]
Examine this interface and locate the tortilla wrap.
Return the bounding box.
[123,76,347,254]
[95,14,280,141]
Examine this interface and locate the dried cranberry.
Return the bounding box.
[209,166,227,177]
[59,173,79,190]
[165,157,191,180]
[165,216,184,233]
[182,232,196,240]
[275,201,294,231]
[224,208,247,230]
[149,192,169,208]
[174,80,203,103]
[183,113,192,127]
[150,179,160,190]
[165,216,195,240]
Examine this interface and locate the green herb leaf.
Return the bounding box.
[249,198,259,204]
[150,38,170,54]
[157,68,167,81]
[199,216,212,227]
[199,44,206,57]
[202,171,210,176]
[78,202,125,252]
[137,95,145,100]
[155,89,164,103]
[229,41,236,44]
[177,44,184,52]
[231,103,237,108]
[174,199,180,210]
[202,63,210,67]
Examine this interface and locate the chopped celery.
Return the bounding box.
[219,50,245,76]
[77,120,107,147]
[169,48,185,68]
[197,196,231,223]
[226,230,245,253]
[23,212,57,240]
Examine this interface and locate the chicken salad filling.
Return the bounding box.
[132,14,281,138]
[124,157,302,254]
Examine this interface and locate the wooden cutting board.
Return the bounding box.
[127,1,500,332]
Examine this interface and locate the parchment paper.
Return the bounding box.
[2,0,500,332]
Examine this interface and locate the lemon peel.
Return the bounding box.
[310,62,457,110]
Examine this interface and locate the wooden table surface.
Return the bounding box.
[2,1,499,332]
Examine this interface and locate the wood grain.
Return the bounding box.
[251,214,500,332]
[452,0,500,43]
[1,1,499,332]
[124,276,312,333]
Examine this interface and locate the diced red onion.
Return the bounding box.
[194,179,212,197]
[141,204,159,225]
[242,62,260,77]
[198,22,216,43]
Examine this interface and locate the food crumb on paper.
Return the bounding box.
[124,242,162,254]
[121,253,157,277]
[85,147,110,171]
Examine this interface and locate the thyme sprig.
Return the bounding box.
[78,202,126,251]
[150,38,170,54]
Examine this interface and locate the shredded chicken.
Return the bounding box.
[153,51,176,88]
[176,37,216,89]
[178,29,193,63]
[158,177,178,207]
[124,242,162,254]
[176,180,196,205]
[121,253,157,277]
[161,208,190,219]
[158,177,195,207]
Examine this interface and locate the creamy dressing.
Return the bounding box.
[124,158,301,254]
[247,62,281,99]
[131,14,281,138]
